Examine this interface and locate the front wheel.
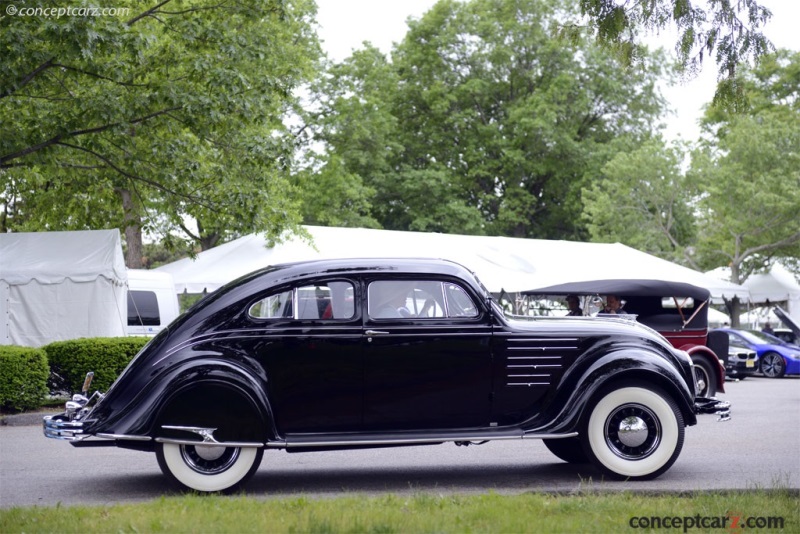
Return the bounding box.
[760,352,786,378]
[581,385,684,480]
[691,356,716,397]
[156,442,263,492]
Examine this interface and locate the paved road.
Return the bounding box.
[1,376,798,508]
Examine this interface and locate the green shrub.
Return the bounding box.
[0,346,49,412]
[44,337,150,393]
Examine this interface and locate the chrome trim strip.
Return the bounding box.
[508,382,550,386]
[154,438,265,448]
[507,338,579,342]
[96,433,152,441]
[278,432,578,448]
[508,346,577,351]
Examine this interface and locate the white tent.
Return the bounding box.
[742,264,800,322]
[157,226,749,300]
[0,230,128,347]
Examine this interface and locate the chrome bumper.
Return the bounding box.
[43,414,87,441]
[694,397,731,422]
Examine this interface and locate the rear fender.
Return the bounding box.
[83,355,277,441]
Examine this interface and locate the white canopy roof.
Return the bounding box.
[743,264,800,304]
[0,229,127,286]
[157,226,749,300]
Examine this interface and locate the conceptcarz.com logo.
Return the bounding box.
[629,514,785,532]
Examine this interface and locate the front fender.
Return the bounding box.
[524,348,697,435]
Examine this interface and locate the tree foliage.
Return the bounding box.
[583,137,698,265]
[575,0,774,107]
[1,0,320,265]
[309,0,669,239]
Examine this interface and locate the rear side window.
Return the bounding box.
[248,281,355,320]
[128,290,160,326]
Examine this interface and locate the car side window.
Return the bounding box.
[368,280,477,319]
[297,282,355,320]
[445,283,479,318]
[248,289,293,319]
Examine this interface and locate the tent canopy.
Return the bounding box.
[0,230,128,347]
[157,226,749,301]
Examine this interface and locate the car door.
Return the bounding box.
[361,278,493,431]
[252,279,364,434]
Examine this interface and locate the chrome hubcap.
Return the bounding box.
[181,445,239,475]
[694,367,709,396]
[604,404,661,460]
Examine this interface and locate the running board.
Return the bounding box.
[271,430,578,449]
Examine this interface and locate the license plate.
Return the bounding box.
[746,360,755,368]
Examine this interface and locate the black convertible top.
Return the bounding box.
[523,279,711,300]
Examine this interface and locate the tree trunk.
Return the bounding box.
[119,188,144,268]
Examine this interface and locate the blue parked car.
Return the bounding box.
[715,328,800,378]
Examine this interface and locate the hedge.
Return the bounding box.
[44,337,150,393]
[0,346,49,412]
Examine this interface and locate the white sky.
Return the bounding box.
[315,0,799,143]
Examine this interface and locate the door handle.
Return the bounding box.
[365,330,389,336]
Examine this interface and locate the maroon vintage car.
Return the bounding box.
[522,279,728,398]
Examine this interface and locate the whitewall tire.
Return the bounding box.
[582,385,684,480]
[156,443,263,492]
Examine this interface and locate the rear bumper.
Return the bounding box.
[43,414,86,441]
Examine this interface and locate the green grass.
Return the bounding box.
[1,490,797,533]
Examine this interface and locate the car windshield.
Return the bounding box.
[739,329,786,345]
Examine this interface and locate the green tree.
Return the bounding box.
[575,0,774,107]
[310,0,668,239]
[583,137,698,265]
[690,109,800,323]
[1,0,319,265]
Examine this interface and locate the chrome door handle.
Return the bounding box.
[365,330,389,335]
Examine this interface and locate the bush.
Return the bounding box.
[44,337,150,393]
[0,346,49,412]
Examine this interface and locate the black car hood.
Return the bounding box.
[774,306,800,338]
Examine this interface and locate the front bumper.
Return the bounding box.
[694,397,731,422]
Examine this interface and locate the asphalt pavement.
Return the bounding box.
[1,376,798,508]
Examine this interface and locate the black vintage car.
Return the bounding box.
[45,259,723,492]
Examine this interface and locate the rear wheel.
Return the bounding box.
[543,437,588,464]
[760,352,786,378]
[156,443,263,493]
[581,384,684,480]
[691,356,716,397]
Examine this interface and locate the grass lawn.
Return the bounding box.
[1,490,797,533]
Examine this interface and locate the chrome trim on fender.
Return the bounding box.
[155,437,264,448]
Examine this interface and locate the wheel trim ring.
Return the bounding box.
[604,404,661,460]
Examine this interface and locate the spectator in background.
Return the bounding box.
[600,295,628,315]
[762,322,774,334]
[565,295,583,317]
